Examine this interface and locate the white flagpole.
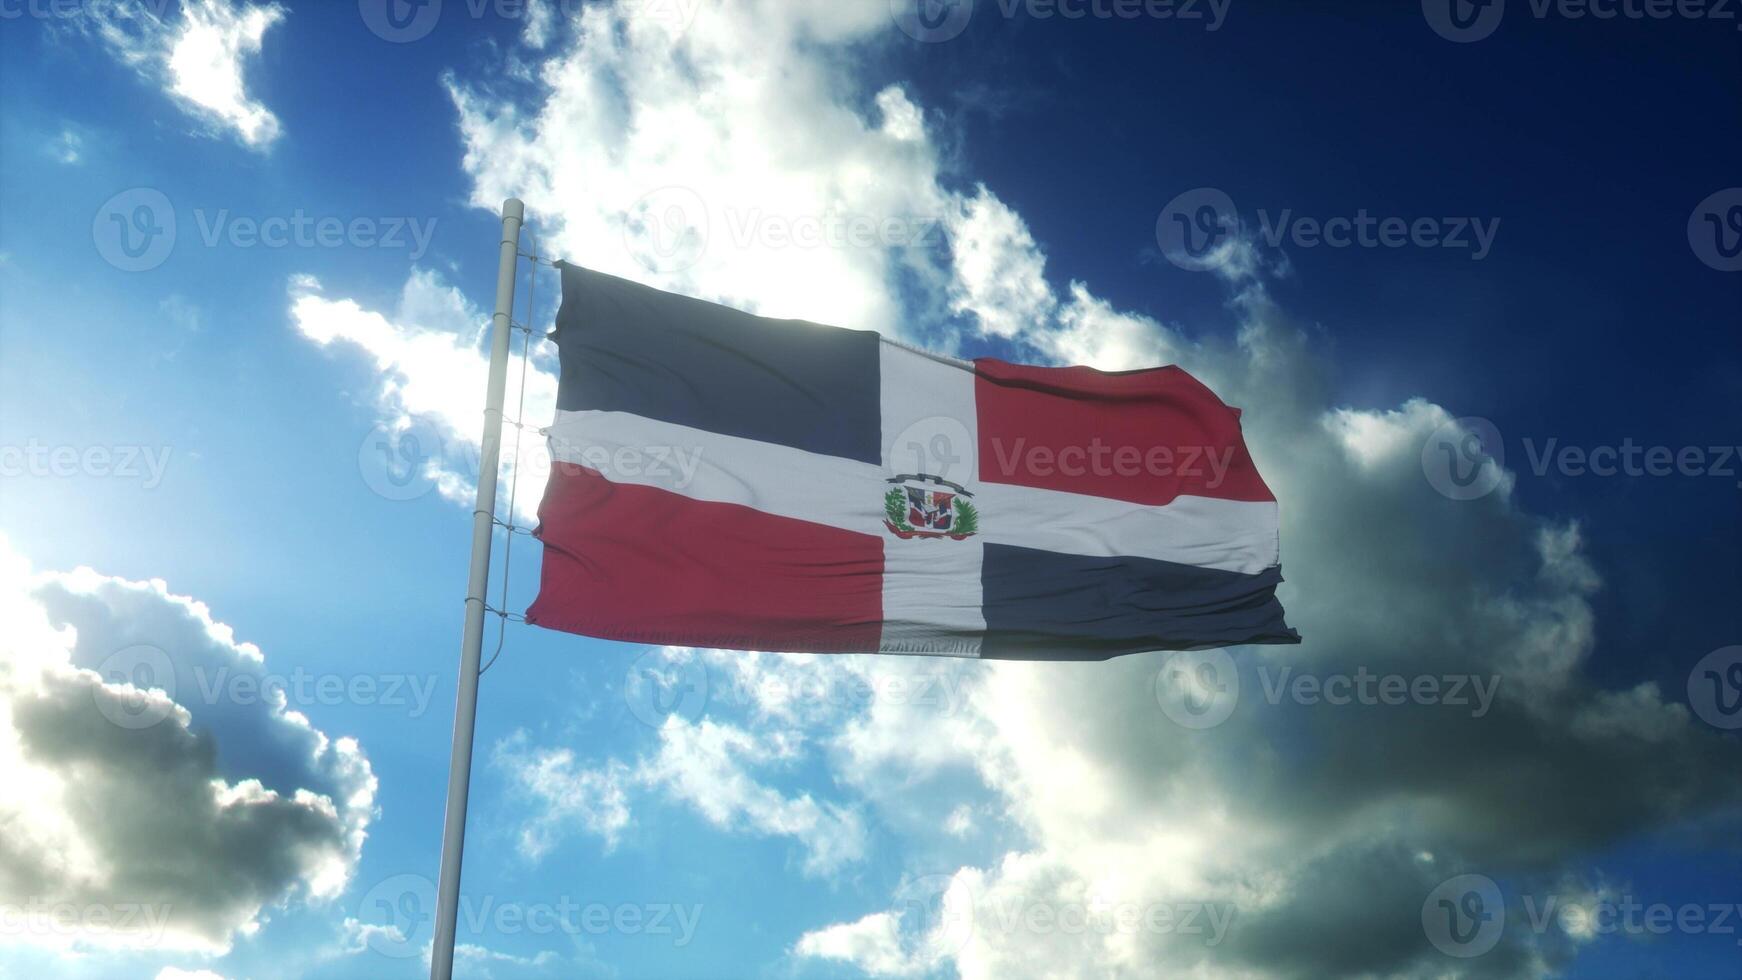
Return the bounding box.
[430,198,525,980]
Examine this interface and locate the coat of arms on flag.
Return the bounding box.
[884,474,978,540]
[525,262,1298,660]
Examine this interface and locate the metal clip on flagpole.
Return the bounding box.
[430,198,524,980]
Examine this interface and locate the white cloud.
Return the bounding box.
[521,0,556,49]
[452,941,564,978]
[0,536,376,954]
[337,916,406,958]
[442,1,946,339]
[497,653,869,877]
[944,805,973,837]
[793,912,920,977]
[289,270,557,523]
[495,733,633,859]
[84,0,285,149]
[945,188,1057,341]
[154,969,231,980]
[643,714,867,876]
[339,917,581,978]
[49,127,83,165]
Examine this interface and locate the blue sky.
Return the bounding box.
[1,1,1739,978]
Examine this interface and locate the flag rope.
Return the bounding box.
[479,225,544,677]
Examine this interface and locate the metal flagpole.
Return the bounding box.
[430,197,525,980]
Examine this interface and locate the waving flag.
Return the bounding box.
[526,264,1298,659]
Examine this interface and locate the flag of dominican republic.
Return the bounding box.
[526,264,1298,660]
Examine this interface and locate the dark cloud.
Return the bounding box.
[1,557,375,953]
